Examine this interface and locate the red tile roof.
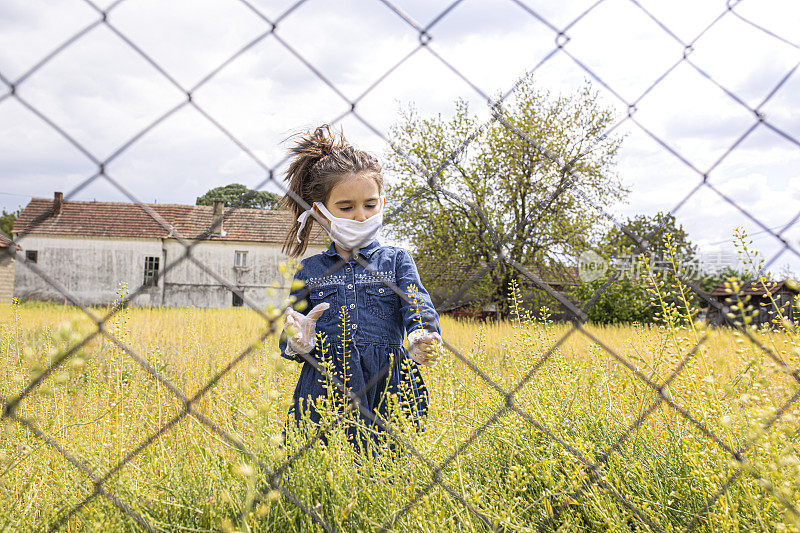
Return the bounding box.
[0,233,17,249]
[709,280,798,296]
[12,198,329,245]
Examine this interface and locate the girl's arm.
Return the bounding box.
[396,248,441,337]
[278,269,313,362]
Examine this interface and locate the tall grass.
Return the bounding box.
[1,284,798,532]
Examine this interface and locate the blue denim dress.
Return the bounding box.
[279,239,440,448]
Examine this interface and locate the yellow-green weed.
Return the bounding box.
[0,290,798,531]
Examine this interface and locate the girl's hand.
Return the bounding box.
[408,329,442,367]
[284,303,329,356]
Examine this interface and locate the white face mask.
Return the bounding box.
[296,197,385,251]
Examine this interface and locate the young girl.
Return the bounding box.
[278,125,441,453]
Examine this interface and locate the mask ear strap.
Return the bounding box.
[313,202,336,222]
[296,202,336,242]
[295,210,312,243]
[296,202,325,243]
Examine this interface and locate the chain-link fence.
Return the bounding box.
[1,0,799,531]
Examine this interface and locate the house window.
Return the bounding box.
[143,256,160,287]
[232,290,244,307]
[234,251,248,268]
[25,250,38,263]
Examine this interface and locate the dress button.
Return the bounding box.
[349,303,355,309]
[346,267,351,272]
[318,291,324,297]
[352,324,358,329]
[347,284,353,289]
[378,288,384,293]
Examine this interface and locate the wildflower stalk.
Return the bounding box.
[407,283,426,333]
[734,227,797,345]
[509,278,525,327]
[337,306,351,394]
[110,281,130,462]
[642,241,711,423]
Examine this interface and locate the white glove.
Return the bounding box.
[408,329,442,367]
[283,303,329,357]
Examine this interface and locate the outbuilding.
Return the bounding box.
[707,279,799,327]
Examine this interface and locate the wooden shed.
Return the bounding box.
[0,233,19,304]
[706,279,799,327]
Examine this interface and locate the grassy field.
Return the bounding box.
[1,295,799,532]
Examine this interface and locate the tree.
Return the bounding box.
[385,79,627,315]
[697,266,753,294]
[573,278,656,324]
[196,184,281,209]
[0,208,20,238]
[577,216,718,323]
[598,212,697,264]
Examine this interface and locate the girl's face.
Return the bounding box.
[316,173,382,223]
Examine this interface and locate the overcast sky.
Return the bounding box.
[1,0,798,275]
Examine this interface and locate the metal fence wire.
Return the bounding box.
[2,0,800,531]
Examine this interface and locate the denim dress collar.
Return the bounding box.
[321,239,382,260]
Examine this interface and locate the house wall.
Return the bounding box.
[13,234,325,308]
[13,235,164,306]
[0,252,14,304]
[159,239,324,308]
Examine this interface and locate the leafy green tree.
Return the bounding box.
[697,266,753,295]
[580,225,705,324]
[573,278,655,324]
[599,212,697,264]
[0,208,20,238]
[196,184,280,209]
[386,79,627,314]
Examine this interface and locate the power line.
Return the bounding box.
[702,222,798,246]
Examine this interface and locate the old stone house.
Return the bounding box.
[12,193,328,308]
[0,233,19,304]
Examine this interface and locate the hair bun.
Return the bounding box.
[291,125,349,161]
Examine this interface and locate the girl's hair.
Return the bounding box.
[280,125,384,257]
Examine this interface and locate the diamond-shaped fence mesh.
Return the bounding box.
[1,0,799,531]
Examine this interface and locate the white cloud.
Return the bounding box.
[0,0,798,271]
